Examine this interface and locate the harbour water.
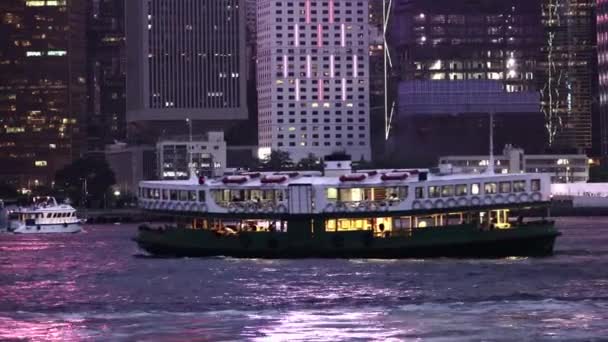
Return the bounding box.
[1,217,607,341]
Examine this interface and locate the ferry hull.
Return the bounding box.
[135,223,560,259]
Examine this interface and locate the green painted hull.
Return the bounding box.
[134,222,560,259]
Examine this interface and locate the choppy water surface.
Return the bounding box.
[1,217,608,341]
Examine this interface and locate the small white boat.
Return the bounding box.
[8,197,82,234]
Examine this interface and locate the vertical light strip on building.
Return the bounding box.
[330,54,335,78]
[318,78,323,101]
[306,54,311,78]
[283,54,288,78]
[341,24,345,47]
[342,78,347,101]
[353,54,358,78]
[296,78,300,101]
[294,24,299,47]
[305,0,311,24]
[329,0,334,23]
[317,24,322,47]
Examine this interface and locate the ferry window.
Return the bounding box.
[484,182,497,194]
[455,184,468,196]
[162,189,169,200]
[531,179,541,191]
[179,190,189,201]
[415,187,424,199]
[326,187,338,200]
[170,190,178,200]
[428,186,440,198]
[47,213,52,218]
[441,185,454,197]
[198,191,206,202]
[387,186,408,200]
[326,219,337,232]
[513,180,526,192]
[153,189,161,199]
[499,182,511,193]
[471,183,480,195]
[189,191,197,201]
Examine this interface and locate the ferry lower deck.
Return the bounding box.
[135,204,560,258]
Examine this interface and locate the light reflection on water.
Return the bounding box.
[0,219,608,340]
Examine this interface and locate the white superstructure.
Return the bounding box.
[256,0,372,161]
[138,163,552,216]
[8,197,81,234]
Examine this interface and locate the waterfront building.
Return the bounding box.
[388,80,545,166]
[125,0,249,142]
[157,132,227,179]
[0,0,88,187]
[256,0,372,162]
[439,145,590,183]
[87,0,126,151]
[540,0,597,153]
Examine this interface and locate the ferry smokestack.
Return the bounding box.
[323,153,352,177]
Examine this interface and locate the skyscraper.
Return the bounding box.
[87,0,126,151]
[256,0,372,162]
[540,0,597,153]
[126,0,248,142]
[0,0,87,187]
[597,0,608,155]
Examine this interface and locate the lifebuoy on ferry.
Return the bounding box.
[198,204,208,213]
[424,200,434,210]
[447,199,457,208]
[435,200,445,209]
[508,194,518,203]
[276,204,288,213]
[412,200,423,210]
[471,196,481,206]
[494,195,504,204]
[228,203,238,213]
[484,196,494,205]
[457,198,468,207]
[531,192,542,202]
[335,202,347,212]
[324,203,335,213]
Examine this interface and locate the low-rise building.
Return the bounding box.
[157,132,227,179]
[439,145,589,183]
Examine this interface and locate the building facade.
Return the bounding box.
[388,80,545,167]
[0,0,88,187]
[256,0,372,162]
[126,0,248,141]
[87,0,126,151]
[440,145,590,183]
[540,0,597,153]
[389,0,543,93]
